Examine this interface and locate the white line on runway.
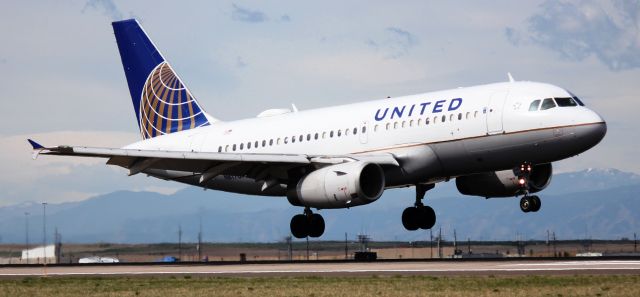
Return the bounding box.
[2,267,640,277]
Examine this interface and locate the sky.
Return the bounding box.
[0,0,639,206]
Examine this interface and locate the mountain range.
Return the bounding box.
[0,168,638,243]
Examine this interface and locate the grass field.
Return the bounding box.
[1,274,639,297]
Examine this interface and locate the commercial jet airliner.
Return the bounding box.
[29,19,606,238]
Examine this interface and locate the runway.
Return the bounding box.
[2,260,640,277]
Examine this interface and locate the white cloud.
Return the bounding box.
[506,0,640,71]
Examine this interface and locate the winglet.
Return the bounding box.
[27,139,44,150]
[27,139,45,160]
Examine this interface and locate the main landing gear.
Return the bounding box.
[290,207,325,238]
[402,184,436,231]
[516,162,542,213]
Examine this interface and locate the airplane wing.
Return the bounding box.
[28,139,399,184]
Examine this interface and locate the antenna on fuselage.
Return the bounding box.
[507,72,515,83]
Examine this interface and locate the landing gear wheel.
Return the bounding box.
[520,196,533,213]
[308,213,325,238]
[402,207,420,231]
[418,206,436,230]
[290,214,309,238]
[530,195,541,212]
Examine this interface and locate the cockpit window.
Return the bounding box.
[528,100,541,111]
[566,90,585,106]
[572,96,585,106]
[554,97,578,107]
[540,98,556,110]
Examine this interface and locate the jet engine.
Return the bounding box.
[287,161,385,209]
[455,163,552,198]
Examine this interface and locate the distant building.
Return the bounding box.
[21,244,56,264]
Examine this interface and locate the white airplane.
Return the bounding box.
[29,19,606,238]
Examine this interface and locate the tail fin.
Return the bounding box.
[112,19,213,140]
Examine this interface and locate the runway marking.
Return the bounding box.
[2,267,640,277]
[503,261,640,266]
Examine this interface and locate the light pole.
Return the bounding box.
[25,212,29,264]
[42,203,47,264]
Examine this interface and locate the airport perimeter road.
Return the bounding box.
[1,260,640,277]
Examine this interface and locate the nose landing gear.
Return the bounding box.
[516,162,542,213]
[402,184,437,231]
[290,207,325,238]
[520,195,541,212]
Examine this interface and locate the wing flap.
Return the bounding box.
[29,140,399,180]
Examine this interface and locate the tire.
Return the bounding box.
[531,195,541,212]
[419,206,436,230]
[402,207,420,231]
[290,214,309,238]
[308,213,325,238]
[519,196,532,213]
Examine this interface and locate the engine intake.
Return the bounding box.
[287,161,385,209]
[456,163,552,198]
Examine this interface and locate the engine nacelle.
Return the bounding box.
[287,161,385,209]
[455,163,552,198]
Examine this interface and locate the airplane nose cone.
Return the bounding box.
[575,118,606,151]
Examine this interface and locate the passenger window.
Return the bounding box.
[466,112,470,119]
[254,141,258,148]
[449,114,454,121]
[277,138,281,145]
[442,115,446,122]
[386,123,390,130]
[402,121,406,128]
[225,145,229,152]
[292,136,296,143]
[330,131,334,138]
[299,135,303,142]
[425,117,430,125]
[417,119,422,126]
[322,132,327,139]
[269,139,273,146]
[362,126,366,133]
[374,125,379,132]
[218,146,222,152]
[314,133,319,140]
[529,100,541,111]
[394,122,398,129]
[554,97,578,107]
[409,120,414,127]
[354,127,358,134]
[232,144,236,151]
[247,142,251,149]
[540,98,556,110]
[284,137,289,144]
[458,113,462,120]
[262,140,266,147]
[240,143,244,150]
[434,116,438,124]
[474,111,478,118]
[337,130,342,137]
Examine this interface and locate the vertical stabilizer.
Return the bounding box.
[112,19,213,140]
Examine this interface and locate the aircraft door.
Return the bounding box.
[359,121,368,144]
[486,91,508,135]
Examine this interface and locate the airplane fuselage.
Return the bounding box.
[129,81,606,196]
